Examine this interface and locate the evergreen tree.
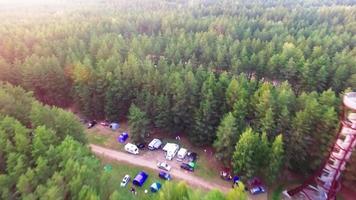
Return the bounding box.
[128,104,149,143]
[190,74,218,145]
[267,134,284,183]
[153,95,172,132]
[214,112,237,165]
[232,128,262,179]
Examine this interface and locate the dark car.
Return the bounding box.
[187,152,198,162]
[87,120,97,129]
[158,171,172,180]
[180,163,194,172]
[136,143,145,149]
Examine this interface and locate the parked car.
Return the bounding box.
[136,143,145,149]
[247,177,266,195]
[187,152,198,162]
[176,148,187,162]
[157,162,171,171]
[148,139,162,150]
[124,143,139,155]
[250,186,266,195]
[87,120,97,128]
[100,120,110,126]
[180,163,194,172]
[158,171,172,180]
[120,175,130,187]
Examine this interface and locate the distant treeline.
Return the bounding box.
[0,0,355,187]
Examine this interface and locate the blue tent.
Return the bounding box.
[133,171,148,187]
[118,132,128,143]
[233,176,240,183]
[150,182,162,192]
[110,122,120,130]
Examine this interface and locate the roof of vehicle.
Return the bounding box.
[178,148,187,155]
[149,138,162,146]
[125,143,138,148]
[163,143,179,152]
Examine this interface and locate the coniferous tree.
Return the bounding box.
[214,112,237,165]
[267,134,284,183]
[128,104,149,143]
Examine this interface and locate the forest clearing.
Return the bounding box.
[0,0,355,199]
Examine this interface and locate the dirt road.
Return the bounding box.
[90,144,232,192]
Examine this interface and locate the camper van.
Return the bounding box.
[163,143,179,160]
[125,143,139,155]
[148,138,162,150]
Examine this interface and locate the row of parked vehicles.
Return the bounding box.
[120,170,171,191]
[124,138,198,173]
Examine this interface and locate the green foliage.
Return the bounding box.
[267,135,284,184]
[0,83,34,125]
[158,182,190,200]
[128,104,149,143]
[30,103,86,143]
[203,190,226,200]
[0,0,354,193]
[226,182,248,200]
[214,112,238,165]
[153,95,172,132]
[232,128,283,182]
[190,73,218,145]
[232,128,265,179]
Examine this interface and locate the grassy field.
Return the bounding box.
[87,132,108,145]
[98,156,171,200]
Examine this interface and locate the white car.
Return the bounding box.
[157,162,171,171]
[120,175,130,187]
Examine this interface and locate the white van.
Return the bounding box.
[177,148,187,161]
[163,143,179,160]
[124,143,139,155]
[148,138,162,150]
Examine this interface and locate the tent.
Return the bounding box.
[233,176,240,183]
[110,123,120,130]
[150,182,162,192]
[133,171,148,187]
[118,132,128,143]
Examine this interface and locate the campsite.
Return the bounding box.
[0,0,355,200]
[85,119,272,199]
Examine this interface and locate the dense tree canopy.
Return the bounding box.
[0,0,355,189]
[0,83,243,199]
